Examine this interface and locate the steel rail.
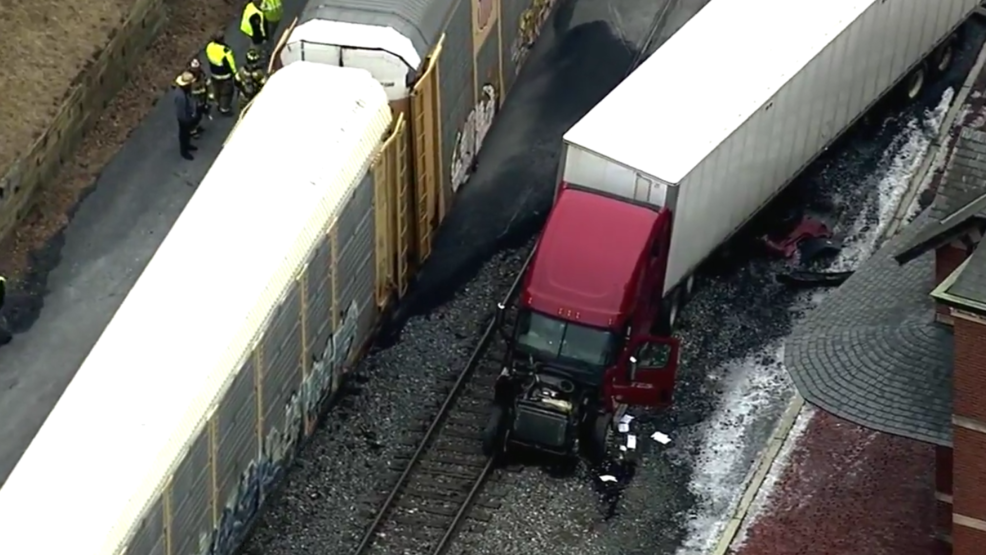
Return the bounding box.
[352,247,536,555]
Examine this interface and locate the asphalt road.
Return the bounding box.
[0,0,309,486]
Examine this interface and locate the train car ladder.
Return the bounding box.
[410,35,445,267]
[373,113,411,301]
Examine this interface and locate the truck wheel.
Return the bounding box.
[933,39,955,74]
[683,275,697,302]
[904,63,927,101]
[583,412,612,463]
[658,290,681,335]
[482,405,508,459]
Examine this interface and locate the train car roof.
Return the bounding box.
[296,0,458,63]
[0,62,392,554]
[564,0,882,184]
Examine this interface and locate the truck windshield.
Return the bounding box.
[514,310,618,367]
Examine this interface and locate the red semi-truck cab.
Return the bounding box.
[484,183,681,462]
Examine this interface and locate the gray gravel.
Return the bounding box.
[242,244,532,555]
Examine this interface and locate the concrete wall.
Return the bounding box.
[0,0,169,243]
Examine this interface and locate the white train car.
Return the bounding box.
[0,62,400,555]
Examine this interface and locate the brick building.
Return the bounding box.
[783,126,986,554]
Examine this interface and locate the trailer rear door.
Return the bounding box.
[560,141,674,209]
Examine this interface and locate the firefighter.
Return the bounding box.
[236,48,268,107]
[205,31,238,116]
[172,71,199,160]
[0,276,10,346]
[241,0,269,55]
[187,58,211,136]
[260,0,283,43]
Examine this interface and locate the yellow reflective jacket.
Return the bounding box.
[206,41,237,77]
[240,3,267,39]
[261,0,283,23]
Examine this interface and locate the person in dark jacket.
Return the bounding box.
[173,72,199,160]
[0,276,10,346]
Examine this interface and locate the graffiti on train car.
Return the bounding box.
[450,84,498,192]
[510,0,557,70]
[206,301,361,555]
[473,0,498,54]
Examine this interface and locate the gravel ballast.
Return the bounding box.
[241,244,532,555]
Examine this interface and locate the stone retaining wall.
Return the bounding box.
[0,0,169,242]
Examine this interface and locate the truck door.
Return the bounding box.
[608,336,680,408]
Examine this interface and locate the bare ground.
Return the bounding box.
[1,1,131,170]
[0,0,239,280]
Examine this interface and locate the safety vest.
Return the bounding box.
[261,0,283,23]
[240,3,267,39]
[206,42,236,78]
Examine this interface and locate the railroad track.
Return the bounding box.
[352,248,535,555]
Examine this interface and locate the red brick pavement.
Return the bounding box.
[730,410,948,555]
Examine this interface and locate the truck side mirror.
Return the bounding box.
[628,355,638,381]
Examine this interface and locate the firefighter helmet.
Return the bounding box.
[246,48,262,64]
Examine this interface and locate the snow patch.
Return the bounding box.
[674,342,791,555]
[829,88,953,272]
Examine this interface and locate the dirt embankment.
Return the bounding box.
[0,0,239,281]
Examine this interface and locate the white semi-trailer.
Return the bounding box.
[555,0,979,333]
[481,0,981,461]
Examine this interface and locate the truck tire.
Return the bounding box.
[683,274,697,302]
[933,38,955,75]
[658,289,682,335]
[482,404,508,459]
[583,412,612,463]
[904,63,927,101]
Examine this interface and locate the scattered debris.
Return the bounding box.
[761,215,840,262]
[599,475,618,483]
[650,431,671,445]
[776,269,854,288]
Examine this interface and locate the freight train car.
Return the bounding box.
[0,62,419,555]
[270,0,561,270]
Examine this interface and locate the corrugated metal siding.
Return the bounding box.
[306,236,335,362]
[169,430,211,555]
[476,13,501,99]
[499,0,526,90]
[263,281,304,445]
[437,0,475,198]
[216,362,259,505]
[124,498,165,555]
[335,171,377,372]
[299,0,458,58]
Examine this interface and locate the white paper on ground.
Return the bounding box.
[599,475,618,482]
[626,434,637,450]
[651,431,671,444]
[620,414,635,425]
[618,422,630,433]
